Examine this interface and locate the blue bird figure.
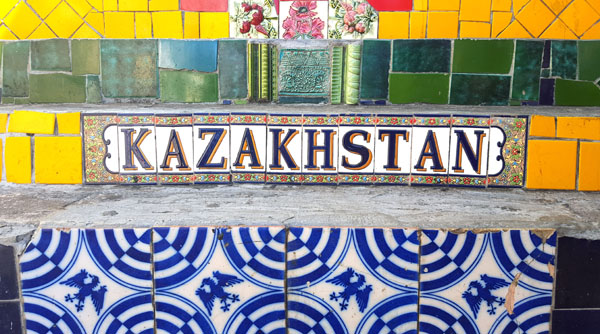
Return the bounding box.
[462,274,510,319]
[327,267,373,312]
[196,271,243,315]
[60,269,107,315]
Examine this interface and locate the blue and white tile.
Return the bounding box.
[419,229,556,333]
[20,229,153,334]
[287,227,419,333]
[153,226,286,334]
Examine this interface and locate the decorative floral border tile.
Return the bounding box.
[279,0,329,39]
[488,116,528,188]
[230,0,279,38]
[328,0,378,39]
[83,114,120,184]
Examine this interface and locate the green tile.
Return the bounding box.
[389,73,449,104]
[578,41,600,82]
[552,41,577,79]
[159,70,218,103]
[3,41,30,97]
[72,40,100,76]
[555,79,600,106]
[541,68,551,78]
[13,97,30,105]
[1,97,14,104]
[101,40,158,98]
[86,75,102,103]
[29,74,86,103]
[31,40,70,71]
[218,40,247,100]
[512,40,544,101]
[452,40,514,74]
[360,40,391,99]
[450,74,511,105]
[392,40,451,73]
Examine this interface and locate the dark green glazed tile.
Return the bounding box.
[218,40,247,100]
[1,97,14,104]
[360,40,391,99]
[3,41,30,97]
[512,40,544,101]
[86,75,102,103]
[452,40,514,74]
[29,74,86,103]
[450,74,511,105]
[552,41,577,80]
[13,97,30,104]
[159,70,218,103]
[392,40,451,73]
[578,41,600,82]
[541,68,551,78]
[389,73,449,104]
[31,39,70,71]
[101,40,158,98]
[72,40,100,76]
[555,79,600,106]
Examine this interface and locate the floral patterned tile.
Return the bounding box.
[328,0,378,39]
[83,114,120,184]
[230,0,279,38]
[488,116,528,188]
[279,0,329,39]
[419,229,556,334]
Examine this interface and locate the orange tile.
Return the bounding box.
[492,0,512,11]
[460,22,491,38]
[410,12,427,38]
[379,12,409,39]
[530,115,556,137]
[429,0,460,11]
[414,0,427,11]
[582,22,600,39]
[560,0,600,36]
[526,140,577,190]
[579,142,600,191]
[513,0,530,13]
[498,19,533,38]
[543,0,572,13]
[459,0,491,22]
[556,117,600,141]
[184,12,200,39]
[588,0,600,13]
[427,12,459,38]
[492,12,513,37]
[540,18,578,39]
[516,0,556,37]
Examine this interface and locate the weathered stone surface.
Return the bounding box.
[101,40,158,98]
[159,70,218,102]
[72,40,100,75]
[218,40,247,100]
[3,42,30,97]
[29,74,86,103]
[31,39,70,71]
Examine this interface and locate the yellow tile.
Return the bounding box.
[516,0,556,37]
[526,140,577,190]
[0,25,18,40]
[579,142,600,191]
[379,12,409,39]
[0,114,7,133]
[105,12,135,38]
[588,0,600,13]
[513,0,529,13]
[459,0,491,22]
[104,0,118,11]
[136,12,152,38]
[5,137,31,184]
[3,1,42,39]
[56,112,81,135]
[66,0,92,16]
[414,0,427,11]
[543,0,573,14]
[34,137,82,184]
[120,0,148,11]
[85,12,104,36]
[427,12,459,38]
[153,11,183,38]
[540,18,578,39]
[530,115,556,137]
[149,0,179,11]
[582,22,600,39]
[410,12,427,38]
[29,23,58,39]
[8,111,55,134]
[0,140,2,181]
[72,22,101,38]
[200,12,229,38]
[491,12,513,37]
[429,0,460,11]
[184,11,200,39]
[87,0,102,11]
[45,2,83,38]
[556,117,600,141]
[498,19,533,38]
[492,0,511,11]
[460,22,491,38]
[560,0,600,36]
[0,0,18,19]
[27,0,61,19]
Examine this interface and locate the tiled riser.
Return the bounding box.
[19,227,557,334]
[84,113,528,187]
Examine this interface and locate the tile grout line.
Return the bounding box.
[416,229,422,334]
[150,228,158,334]
[284,227,289,334]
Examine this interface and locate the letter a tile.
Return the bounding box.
[155,114,194,185]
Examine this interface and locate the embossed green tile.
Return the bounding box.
[389,73,449,104]
[29,74,86,103]
[159,70,218,102]
[72,40,100,76]
[86,76,102,103]
[450,74,510,105]
[452,40,514,74]
[512,40,544,101]
[218,40,247,100]
[555,79,600,106]
[101,40,158,98]
[392,40,451,73]
[3,42,30,97]
[331,46,343,104]
[360,40,391,99]
[578,41,600,82]
[31,39,70,72]
[552,41,577,80]
[278,48,330,104]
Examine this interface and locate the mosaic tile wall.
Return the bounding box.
[0,0,599,39]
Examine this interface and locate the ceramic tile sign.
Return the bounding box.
[83,113,527,188]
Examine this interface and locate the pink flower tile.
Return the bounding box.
[280,0,328,39]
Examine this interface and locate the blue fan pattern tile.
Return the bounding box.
[18,227,557,333]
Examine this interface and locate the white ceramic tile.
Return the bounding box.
[155,115,194,184]
[301,114,339,184]
[193,113,231,184]
[328,0,378,39]
[449,127,490,176]
[279,0,328,39]
[337,115,375,184]
[266,114,303,183]
[118,114,157,184]
[230,113,267,183]
[410,127,451,175]
[229,0,279,39]
[102,124,120,175]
